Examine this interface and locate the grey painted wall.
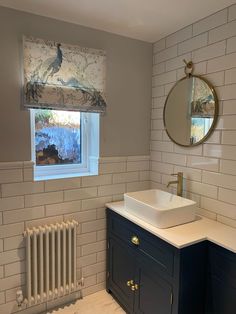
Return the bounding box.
[0,6,152,162]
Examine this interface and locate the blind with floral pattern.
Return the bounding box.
[23,36,106,113]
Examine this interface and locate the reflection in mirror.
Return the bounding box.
[164,75,218,147]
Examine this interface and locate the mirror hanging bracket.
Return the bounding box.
[183,59,193,77]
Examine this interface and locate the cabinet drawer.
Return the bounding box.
[107,209,175,276]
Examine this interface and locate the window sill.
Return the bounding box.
[34,170,98,181]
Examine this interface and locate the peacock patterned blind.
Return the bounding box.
[23,36,106,113]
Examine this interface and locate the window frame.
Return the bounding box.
[30,109,98,181]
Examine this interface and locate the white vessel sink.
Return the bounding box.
[124,189,196,229]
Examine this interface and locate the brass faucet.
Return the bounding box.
[167,172,183,197]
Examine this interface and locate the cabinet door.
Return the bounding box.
[134,256,173,314]
[108,237,136,313]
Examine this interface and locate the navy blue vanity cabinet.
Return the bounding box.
[106,209,207,314]
[206,243,236,314]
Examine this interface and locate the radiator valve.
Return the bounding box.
[16,290,24,307]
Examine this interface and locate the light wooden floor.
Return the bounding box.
[50,290,125,314]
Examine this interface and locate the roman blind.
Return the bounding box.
[23,36,106,113]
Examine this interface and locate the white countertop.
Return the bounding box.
[106,201,236,254]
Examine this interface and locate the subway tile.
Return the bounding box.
[178,33,207,54]
[0,291,4,305]
[207,52,236,72]
[0,222,24,238]
[219,187,236,205]
[152,86,165,98]
[153,70,176,86]
[83,262,105,278]
[4,235,24,251]
[209,19,236,44]
[77,254,97,268]
[162,152,187,166]
[220,160,236,175]
[81,196,112,211]
[150,171,162,183]
[151,161,174,174]
[25,191,63,207]
[5,286,24,303]
[226,36,236,53]
[97,183,125,197]
[0,301,19,314]
[201,197,236,219]
[202,171,236,190]
[0,169,23,184]
[185,180,218,198]
[46,200,81,216]
[204,72,225,88]
[222,100,236,115]
[217,215,236,228]
[99,162,126,174]
[83,282,105,297]
[127,160,150,172]
[152,96,166,108]
[151,141,174,152]
[229,4,236,21]
[126,181,150,193]
[164,82,175,95]
[81,240,106,256]
[99,157,127,163]
[225,68,236,84]
[151,130,162,141]
[0,196,24,212]
[126,156,150,161]
[193,9,227,36]
[217,84,236,100]
[205,131,221,144]
[197,207,217,220]
[97,271,106,284]
[0,274,25,292]
[0,266,3,279]
[0,248,25,266]
[64,209,96,223]
[139,171,150,181]
[78,232,97,246]
[150,151,162,162]
[217,115,236,129]
[192,41,226,63]
[153,62,165,75]
[23,167,33,182]
[45,177,81,191]
[203,144,236,160]
[2,181,44,197]
[166,26,192,48]
[5,261,26,277]
[174,144,202,156]
[81,219,106,234]
[174,166,202,182]
[187,156,219,172]
[3,206,44,224]
[97,251,106,263]
[0,240,3,252]
[97,229,106,241]
[151,119,164,130]
[81,174,112,187]
[153,38,166,53]
[83,275,97,288]
[64,187,97,202]
[154,45,177,63]
[221,130,236,145]
[112,172,139,184]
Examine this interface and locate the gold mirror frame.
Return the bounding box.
[163,74,219,147]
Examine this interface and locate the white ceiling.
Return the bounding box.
[0,0,235,42]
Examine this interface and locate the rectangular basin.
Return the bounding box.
[124,189,196,229]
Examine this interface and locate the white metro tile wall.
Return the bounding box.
[152,4,236,228]
[0,156,150,314]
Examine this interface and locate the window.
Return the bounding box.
[31,109,99,180]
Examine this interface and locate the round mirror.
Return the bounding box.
[163,75,218,146]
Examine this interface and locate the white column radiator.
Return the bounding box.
[18,220,79,307]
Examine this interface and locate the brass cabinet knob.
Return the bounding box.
[131,284,139,291]
[131,235,140,246]
[127,280,134,287]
